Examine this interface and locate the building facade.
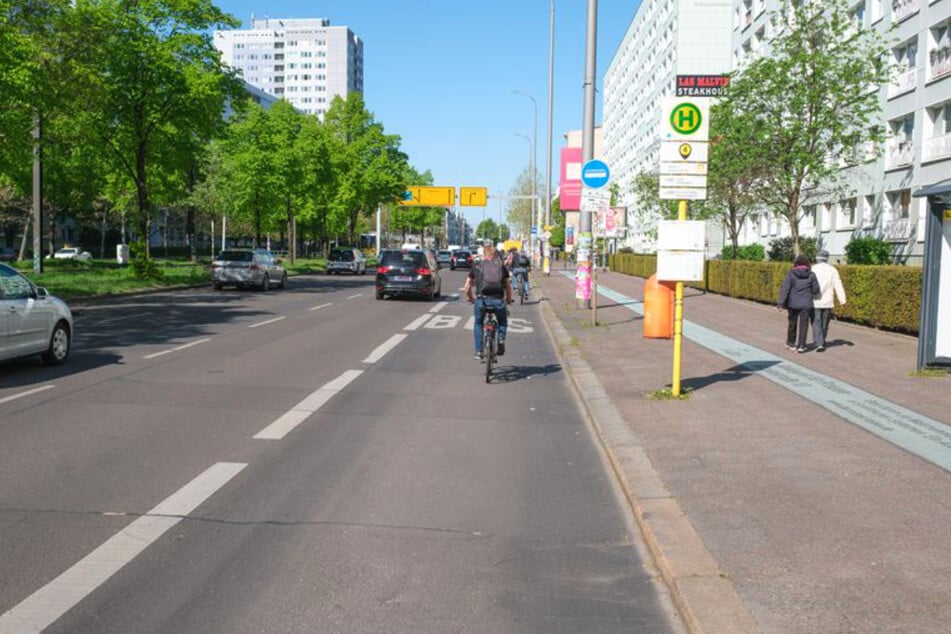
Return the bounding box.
[602,0,734,253]
[214,17,364,118]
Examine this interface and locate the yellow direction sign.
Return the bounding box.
[399,186,455,206]
[459,187,487,207]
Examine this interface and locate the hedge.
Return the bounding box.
[608,253,921,335]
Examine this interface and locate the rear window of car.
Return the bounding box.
[329,250,354,261]
[438,251,451,256]
[453,251,470,258]
[218,251,253,262]
[381,251,427,267]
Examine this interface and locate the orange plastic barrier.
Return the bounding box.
[643,273,674,339]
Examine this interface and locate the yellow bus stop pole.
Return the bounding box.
[671,199,687,397]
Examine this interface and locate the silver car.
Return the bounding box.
[326,247,367,275]
[211,249,287,291]
[0,263,73,365]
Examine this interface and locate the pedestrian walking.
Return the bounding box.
[778,254,820,352]
[811,249,847,352]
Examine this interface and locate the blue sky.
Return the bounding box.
[214,1,641,227]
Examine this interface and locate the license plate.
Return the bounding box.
[393,276,412,282]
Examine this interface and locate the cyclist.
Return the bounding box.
[510,249,531,301]
[464,240,512,360]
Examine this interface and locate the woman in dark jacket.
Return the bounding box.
[778,254,820,352]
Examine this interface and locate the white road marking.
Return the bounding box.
[309,302,332,311]
[463,317,533,333]
[0,462,246,634]
[363,334,408,363]
[142,338,211,359]
[248,316,287,329]
[403,314,432,331]
[347,293,363,300]
[254,370,363,440]
[425,315,462,329]
[428,301,449,313]
[0,385,55,405]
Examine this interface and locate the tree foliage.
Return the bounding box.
[714,0,893,256]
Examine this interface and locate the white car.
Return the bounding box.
[0,263,73,365]
[51,247,92,262]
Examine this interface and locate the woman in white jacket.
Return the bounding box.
[812,249,847,351]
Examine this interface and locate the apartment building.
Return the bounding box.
[602,0,733,252]
[731,0,951,264]
[214,17,364,118]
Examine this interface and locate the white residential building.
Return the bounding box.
[214,17,364,118]
[602,0,734,252]
[729,0,951,265]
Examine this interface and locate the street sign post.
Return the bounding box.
[459,187,487,207]
[580,159,610,189]
[399,187,456,207]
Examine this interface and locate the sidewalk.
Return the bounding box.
[534,268,951,634]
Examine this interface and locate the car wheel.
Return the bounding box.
[212,282,223,290]
[278,273,287,289]
[376,292,384,300]
[42,321,71,366]
[260,275,270,292]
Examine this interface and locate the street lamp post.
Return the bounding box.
[514,132,535,252]
[513,90,538,261]
[545,0,555,274]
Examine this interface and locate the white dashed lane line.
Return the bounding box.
[347,293,363,300]
[254,370,364,440]
[0,462,247,634]
[363,334,408,364]
[309,302,333,311]
[403,314,432,331]
[0,384,56,405]
[248,316,287,329]
[142,338,211,360]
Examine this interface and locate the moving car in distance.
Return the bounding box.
[326,247,367,275]
[211,248,287,291]
[50,247,92,262]
[436,250,452,268]
[375,248,442,300]
[450,250,473,270]
[0,262,73,366]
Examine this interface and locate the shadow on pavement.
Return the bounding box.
[681,359,782,392]
[488,363,563,384]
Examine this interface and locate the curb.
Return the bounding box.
[537,293,760,634]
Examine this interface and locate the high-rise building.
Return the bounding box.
[602,0,734,252]
[214,17,364,118]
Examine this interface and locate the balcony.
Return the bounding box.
[922,133,951,162]
[892,0,920,22]
[887,67,916,98]
[929,47,951,82]
[883,217,914,241]
[884,138,914,170]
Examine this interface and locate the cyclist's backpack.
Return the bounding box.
[517,254,530,268]
[477,258,505,297]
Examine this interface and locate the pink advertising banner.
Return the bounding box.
[559,147,583,211]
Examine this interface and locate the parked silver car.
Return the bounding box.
[0,262,72,365]
[211,249,287,291]
[326,247,367,275]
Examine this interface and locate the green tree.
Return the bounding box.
[506,166,537,238]
[324,93,408,245]
[715,0,893,257]
[476,219,498,241]
[71,0,243,261]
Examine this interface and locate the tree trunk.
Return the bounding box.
[136,142,151,258]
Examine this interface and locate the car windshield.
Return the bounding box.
[330,250,353,261]
[453,251,469,258]
[218,250,253,262]
[381,251,427,267]
[438,251,451,257]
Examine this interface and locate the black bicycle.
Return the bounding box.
[514,270,527,305]
[482,304,500,383]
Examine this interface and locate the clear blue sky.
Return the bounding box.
[214,1,641,228]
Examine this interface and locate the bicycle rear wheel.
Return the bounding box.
[483,328,494,383]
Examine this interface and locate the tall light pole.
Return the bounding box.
[578,0,598,309]
[514,132,534,249]
[513,90,538,260]
[544,0,555,274]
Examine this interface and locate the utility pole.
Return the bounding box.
[544,0,555,275]
[577,0,597,309]
[32,113,43,273]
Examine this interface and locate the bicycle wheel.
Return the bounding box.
[484,327,494,383]
[519,277,525,305]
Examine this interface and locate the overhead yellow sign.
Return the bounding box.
[460,187,487,207]
[399,186,455,206]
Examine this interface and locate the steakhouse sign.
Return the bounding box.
[676,74,730,98]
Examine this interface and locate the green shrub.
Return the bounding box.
[129,240,164,280]
[845,236,892,265]
[767,236,817,262]
[720,243,765,261]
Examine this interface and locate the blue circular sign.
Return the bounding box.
[581,159,610,189]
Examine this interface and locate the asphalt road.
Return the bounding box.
[0,270,683,633]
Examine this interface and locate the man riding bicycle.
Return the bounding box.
[464,240,512,360]
[509,249,531,301]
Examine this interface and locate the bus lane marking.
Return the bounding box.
[255,370,364,440]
